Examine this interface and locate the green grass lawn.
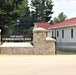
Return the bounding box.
[56,48,76,55]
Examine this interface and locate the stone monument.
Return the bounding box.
[33,28,56,54]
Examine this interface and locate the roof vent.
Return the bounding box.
[50,20,54,25]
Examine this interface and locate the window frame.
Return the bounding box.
[52,31,53,37]
[71,29,73,38]
[62,30,64,38]
[57,31,59,37]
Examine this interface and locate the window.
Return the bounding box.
[57,31,59,37]
[46,32,48,37]
[62,30,64,38]
[52,31,53,37]
[71,29,73,38]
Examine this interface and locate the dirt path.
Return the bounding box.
[0,55,76,75]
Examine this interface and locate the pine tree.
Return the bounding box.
[0,0,27,34]
[53,12,67,23]
[17,6,33,34]
[30,0,53,22]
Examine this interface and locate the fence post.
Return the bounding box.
[0,29,1,45]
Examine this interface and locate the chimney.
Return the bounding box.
[50,20,54,25]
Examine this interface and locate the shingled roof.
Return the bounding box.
[49,17,76,29]
[35,23,51,30]
[35,17,76,30]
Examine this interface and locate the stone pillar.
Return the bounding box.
[0,29,1,45]
[33,28,46,44]
[33,28,47,54]
[46,37,56,54]
[33,28,56,55]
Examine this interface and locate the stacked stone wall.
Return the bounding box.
[0,28,56,55]
[0,47,34,55]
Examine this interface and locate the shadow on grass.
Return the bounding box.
[56,48,76,55]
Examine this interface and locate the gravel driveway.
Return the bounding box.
[0,55,76,75]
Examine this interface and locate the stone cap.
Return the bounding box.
[0,42,34,47]
[46,37,56,42]
[33,27,47,32]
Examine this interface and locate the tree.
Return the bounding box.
[16,6,34,35]
[0,0,27,34]
[53,12,67,23]
[30,0,53,22]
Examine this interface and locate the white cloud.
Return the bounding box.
[52,0,76,19]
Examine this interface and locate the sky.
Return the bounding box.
[28,0,76,19]
[52,0,76,19]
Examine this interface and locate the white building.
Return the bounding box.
[34,17,76,48]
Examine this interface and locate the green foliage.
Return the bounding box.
[15,6,33,35]
[28,27,33,35]
[0,0,54,35]
[53,17,59,23]
[56,48,76,55]
[30,0,53,22]
[0,0,27,34]
[53,12,67,23]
